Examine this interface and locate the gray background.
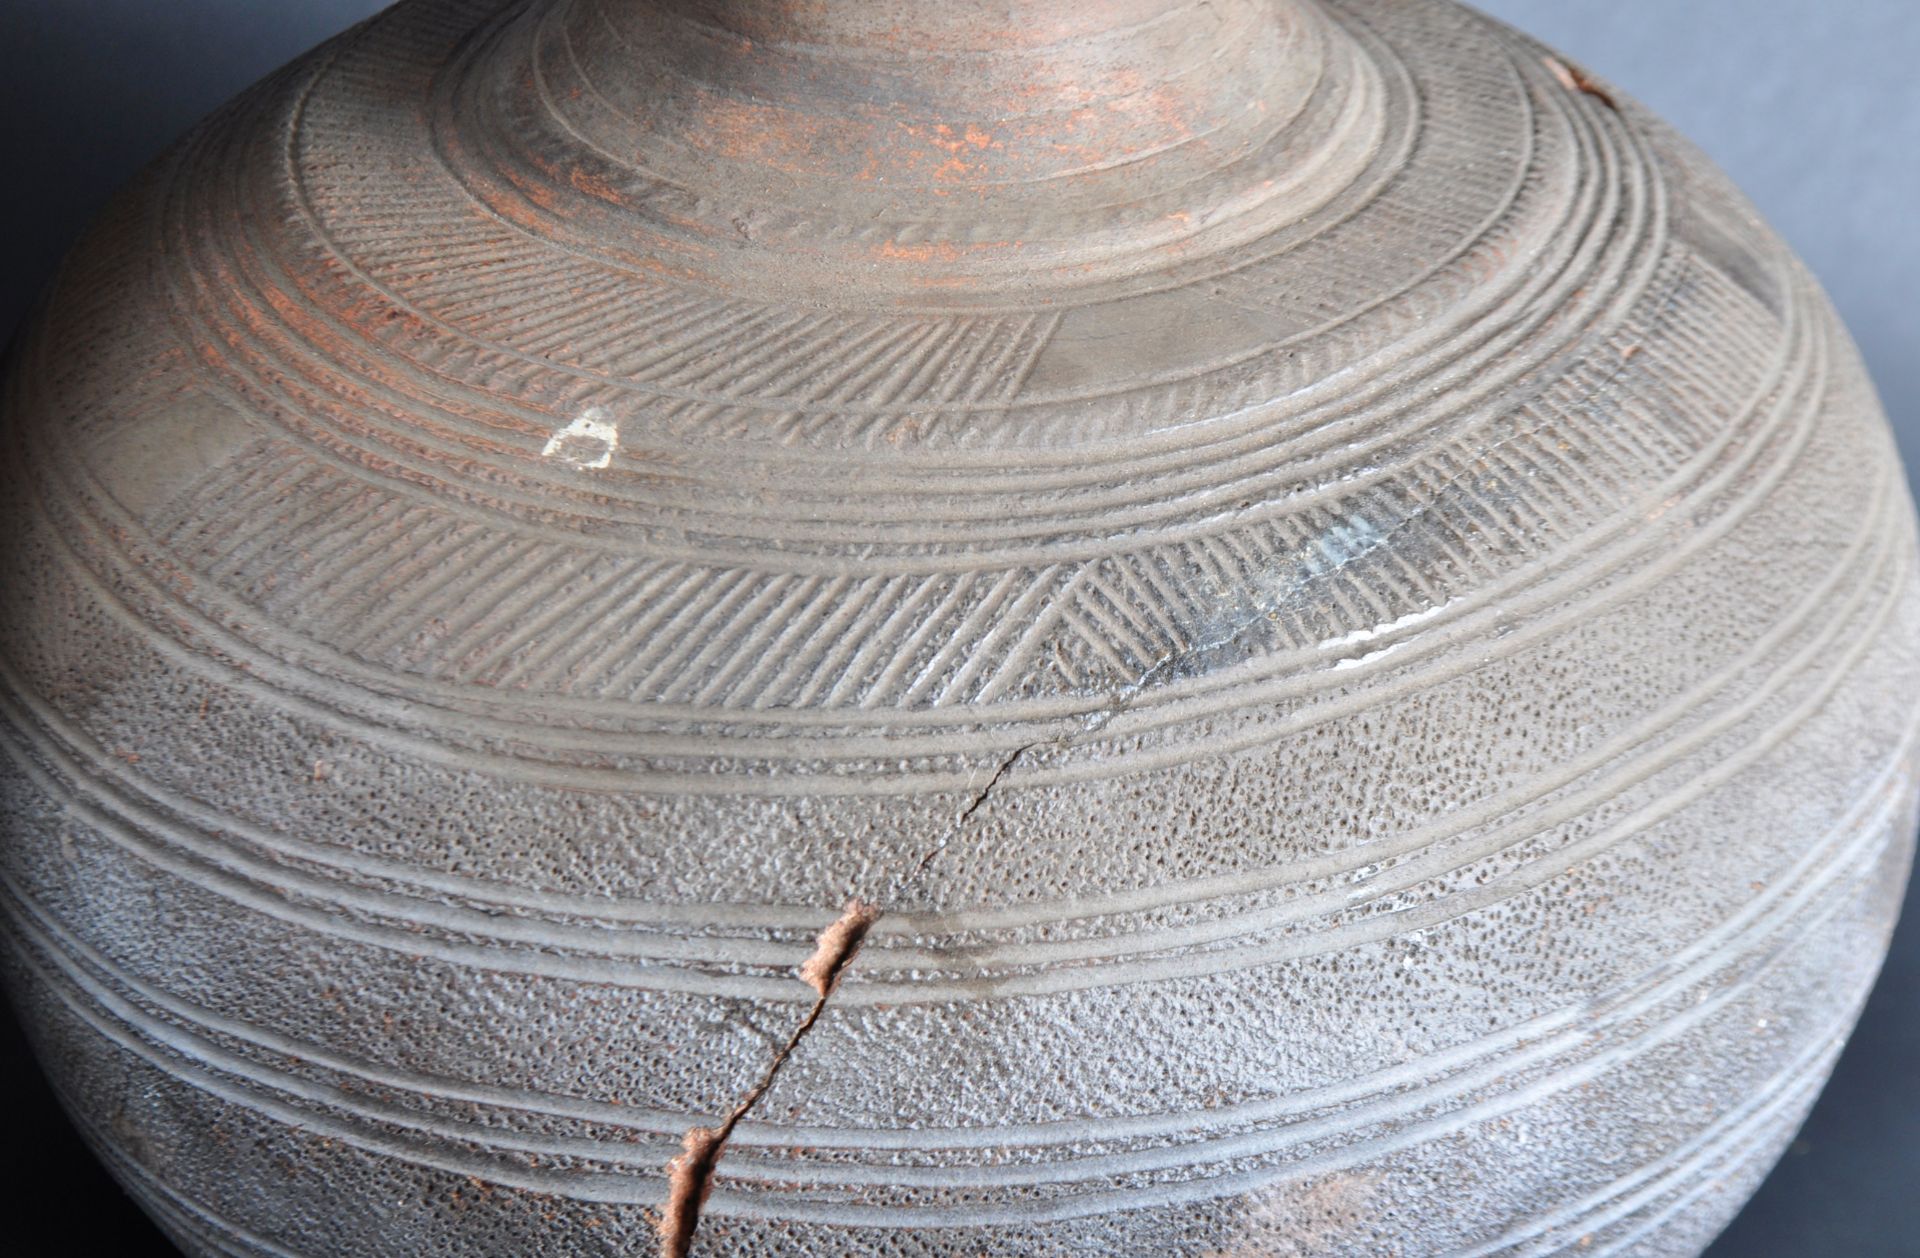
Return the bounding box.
[1,1,1915,1252]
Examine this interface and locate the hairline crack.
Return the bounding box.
[656,603,1293,1253]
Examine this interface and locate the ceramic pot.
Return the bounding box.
[2,1,1916,1255]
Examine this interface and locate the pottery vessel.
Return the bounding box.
[3,1,1917,1254]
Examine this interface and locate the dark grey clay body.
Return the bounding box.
[1,1,1916,1254]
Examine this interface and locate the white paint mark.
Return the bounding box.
[1334,641,1408,670]
[541,408,618,470]
[1321,600,1453,651]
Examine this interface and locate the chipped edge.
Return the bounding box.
[1543,54,1619,111]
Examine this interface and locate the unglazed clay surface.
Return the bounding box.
[2,1,1918,1255]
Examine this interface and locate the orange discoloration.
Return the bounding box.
[873,240,967,265]
[567,166,623,204]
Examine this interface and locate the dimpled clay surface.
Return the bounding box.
[2,0,1918,1255]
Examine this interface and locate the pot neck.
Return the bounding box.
[480,0,1368,297]
[559,0,1328,188]
[584,0,1302,53]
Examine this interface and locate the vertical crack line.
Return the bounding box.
[654,641,1208,1251]
[901,642,1194,876]
[657,900,881,1258]
[956,744,1031,830]
[902,741,1036,886]
[899,648,1190,891]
